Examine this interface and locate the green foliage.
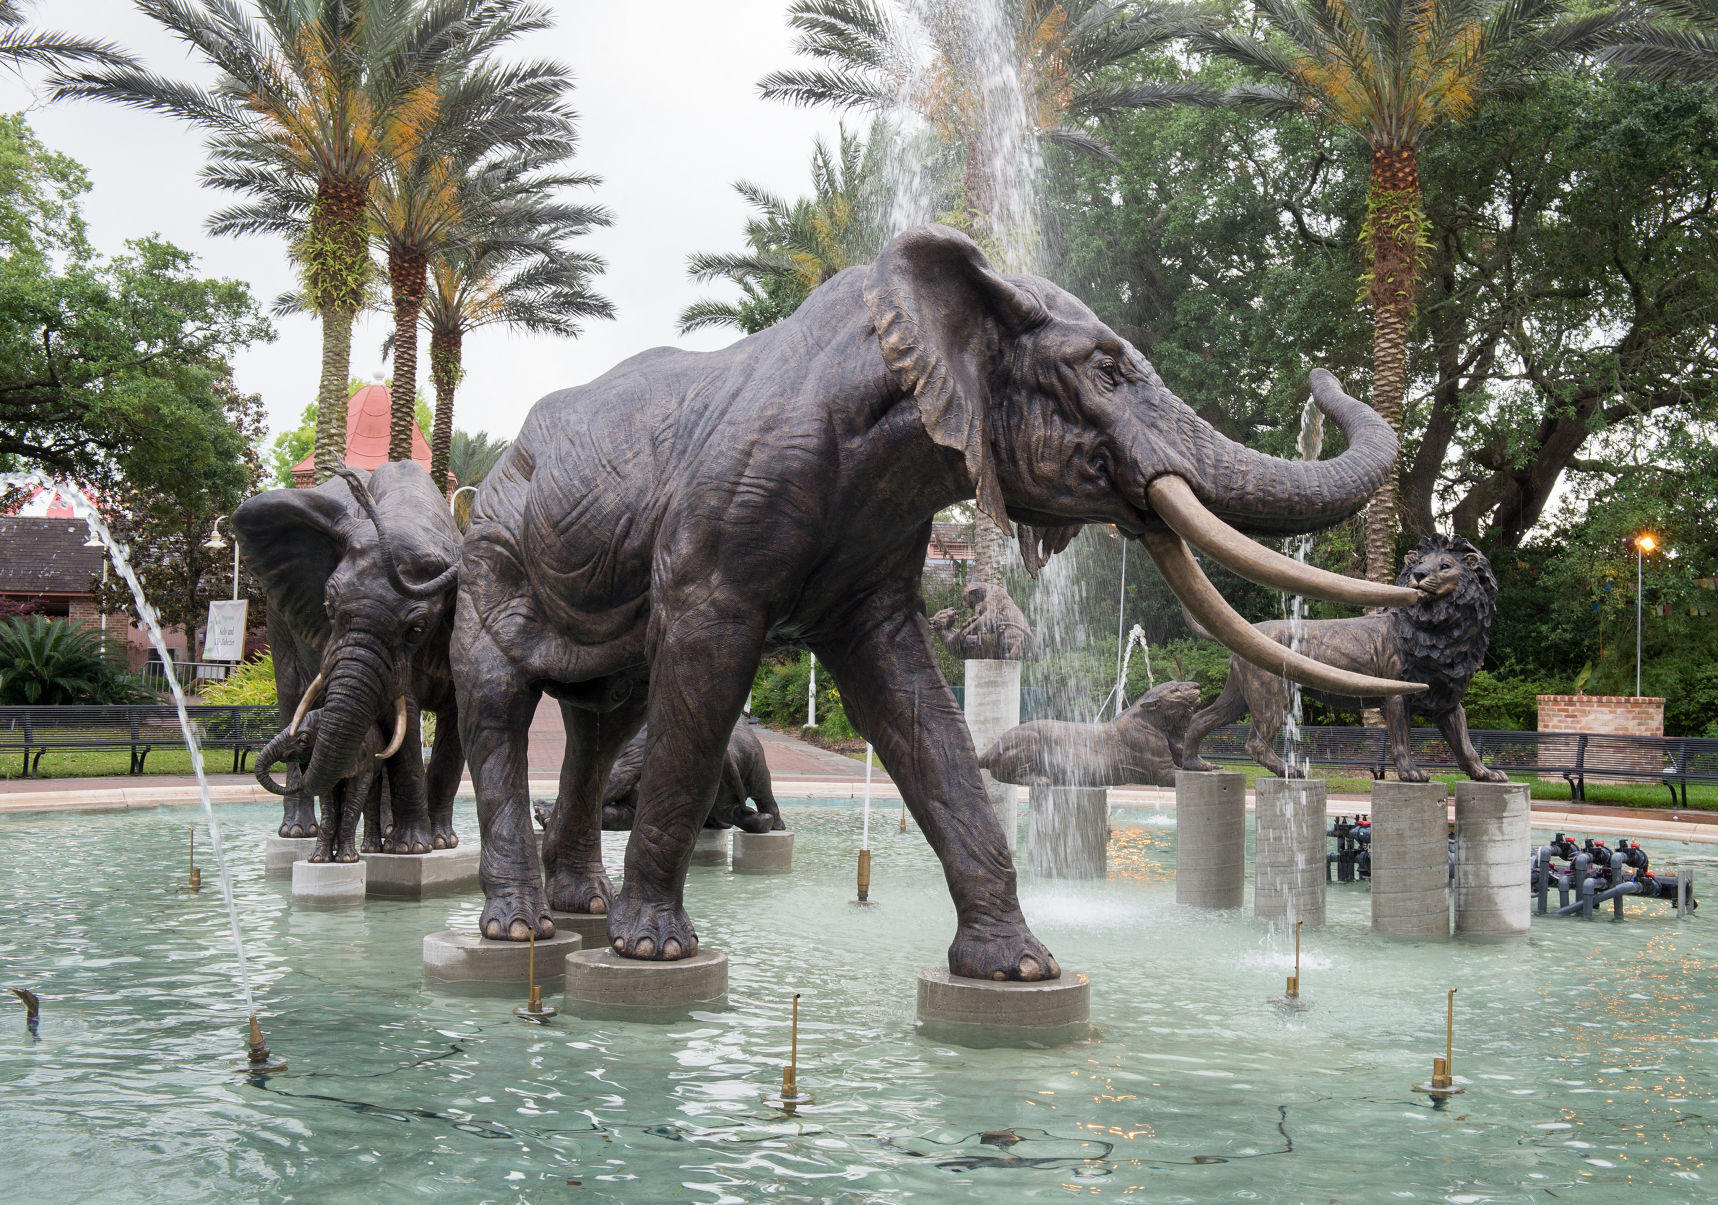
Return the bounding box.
[270,404,317,485]
[200,653,277,705]
[1461,667,1560,731]
[448,429,509,488]
[748,652,856,743]
[0,616,153,705]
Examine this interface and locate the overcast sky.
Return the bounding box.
[2,0,840,444]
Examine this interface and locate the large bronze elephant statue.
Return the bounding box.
[453,224,1424,979]
[236,462,464,854]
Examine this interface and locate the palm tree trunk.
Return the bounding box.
[388,247,428,462]
[1363,144,1422,584]
[972,513,1009,589]
[313,306,356,483]
[428,326,461,493]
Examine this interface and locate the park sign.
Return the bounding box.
[204,599,249,662]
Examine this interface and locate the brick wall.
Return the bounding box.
[1537,694,1665,783]
[67,595,103,630]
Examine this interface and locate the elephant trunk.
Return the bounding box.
[255,726,304,796]
[298,653,390,799]
[1178,369,1397,536]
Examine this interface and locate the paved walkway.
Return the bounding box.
[4,719,1715,847]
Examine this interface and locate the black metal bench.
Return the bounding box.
[0,704,280,777]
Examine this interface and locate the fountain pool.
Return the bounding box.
[2,800,1713,1202]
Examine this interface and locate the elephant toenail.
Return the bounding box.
[613,937,625,952]
[688,935,698,954]
[662,939,682,959]
[541,920,556,938]
[508,920,530,941]
[1018,956,1043,981]
[634,937,655,958]
[992,971,1006,981]
[1047,957,1061,978]
[588,898,607,915]
[485,920,504,939]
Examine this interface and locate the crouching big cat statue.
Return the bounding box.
[452,224,1426,981]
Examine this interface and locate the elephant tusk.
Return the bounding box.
[377,696,409,760]
[1146,475,1421,608]
[1139,527,1428,698]
[288,671,326,735]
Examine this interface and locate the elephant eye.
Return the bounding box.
[1096,358,1121,387]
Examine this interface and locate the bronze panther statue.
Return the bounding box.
[978,680,1202,788]
[1180,535,1507,783]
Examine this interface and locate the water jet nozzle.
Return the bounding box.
[766,992,814,1111]
[235,1013,287,1076]
[857,849,872,904]
[185,826,201,893]
[9,987,39,1037]
[513,927,557,1023]
[1413,988,1463,1104]
[1285,920,1301,999]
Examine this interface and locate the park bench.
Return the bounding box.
[0,704,280,778]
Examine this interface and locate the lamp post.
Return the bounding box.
[204,515,239,599]
[1634,533,1657,697]
[82,528,108,632]
[450,484,478,516]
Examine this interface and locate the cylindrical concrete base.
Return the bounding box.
[563,948,727,1017]
[690,829,729,866]
[1175,771,1246,908]
[1454,781,1531,938]
[290,859,366,906]
[550,912,610,948]
[1027,785,1107,879]
[266,836,318,877]
[1370,782,1451,937]
[731,829,793,874]
[423,929,583,983]
[916,967,1090,1045]
[1254,777,1327,926]
[965,659,1022,855]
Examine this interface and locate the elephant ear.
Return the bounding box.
[1017,523,1081,577]
[864,225,1048,537]
[232,487,351,641]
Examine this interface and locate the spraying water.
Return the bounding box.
[2,472,257,1017]
[1279,399,1325,778]
[1108,624,1155,718]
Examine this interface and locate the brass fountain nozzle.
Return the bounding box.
[513,927,558,1023]
[235,1013,287,1076]
[856,848,872,904]
[184,826,202,893]
[1413,988,1464,1103]
[900,801,907,832]
[766,992,814,1112]
[9,986,40,1037]
[1285,920,1302,998]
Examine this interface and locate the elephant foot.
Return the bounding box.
[335,845,360,864]
[279,798,318,839]
[383,813,433,855]
[480,887,554,942]
[359,833,383,854]
[947,918,1060,982]
[1181,757,1221,774]
[547,865,615,916]
[606,894,698,961]
[735,809,774,834]
[1476,767,1510,784]
[1396,766,1430,784]
[430,818,459,850]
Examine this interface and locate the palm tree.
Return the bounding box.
[422,230,614,487]
[1196,0,1619,579]
[54,0,533,483]
[448,429,510,489]
[678,125,880,335]
[0,0,134,72]
[1606,0,1718,82]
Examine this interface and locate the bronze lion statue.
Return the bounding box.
[1179,535,1507,783]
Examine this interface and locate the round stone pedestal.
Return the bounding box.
[916,968,1090,1045]
[1453,781,1531,938]
[563,948,728,1018]
[550,912,611,948]
[266,836,318,877]
[1027,785,1108,878]
[290,859,366,906]
[1175,771,1246,908]
[1254,777,1328,926]
[1370,782,1451,937]
[731,830,794,874]
[690,829,729,866]
[423,928,583,983]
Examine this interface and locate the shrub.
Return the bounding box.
[200,652,278,705]
[0,615,156,705]
[749,651,855,742]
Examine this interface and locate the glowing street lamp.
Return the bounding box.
[1635,533,1658,698]
[204,514,239,600]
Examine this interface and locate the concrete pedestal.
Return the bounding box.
[1174,771,1246,909]
[731,829,794,874]
[916,968,1090,1045]
[423,929,583,983]
[1453,781,1531,938]
[563,948,727,1017]
[1370,782,1451,937]
[690,829,729,867]
[550,912,611,948]
[965,659,1021,855]
[265,836,318,877]
[290,859,366,906]
[1026,785,1108,879]
[360,845,479,899]
[1254,778,1328,927]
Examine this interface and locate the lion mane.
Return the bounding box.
[1392,534,1498,716]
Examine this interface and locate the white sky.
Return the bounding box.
[2,0,840,444]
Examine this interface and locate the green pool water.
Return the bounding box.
[1,799,1714,1203]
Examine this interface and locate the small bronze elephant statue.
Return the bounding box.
[597,720,783,833]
